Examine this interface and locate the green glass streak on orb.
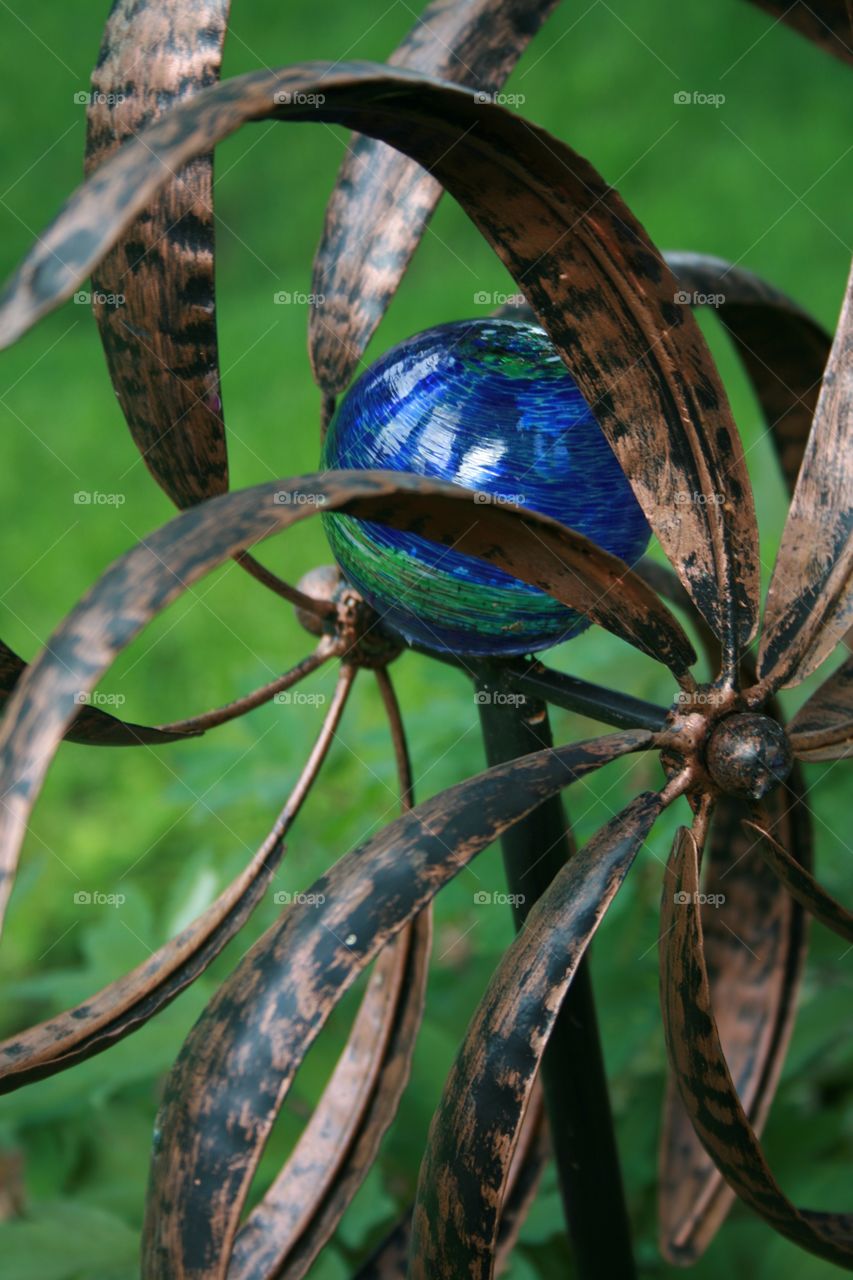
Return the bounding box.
[324,512,578,654]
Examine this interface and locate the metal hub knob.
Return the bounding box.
[705,712,792,800]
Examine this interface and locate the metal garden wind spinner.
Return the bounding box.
[0,1,851,1276]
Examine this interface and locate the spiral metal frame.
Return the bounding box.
[0,0,851,1276]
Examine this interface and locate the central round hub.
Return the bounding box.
[294,566,403,669]
[705,712,792,800]
[321,318,650,656]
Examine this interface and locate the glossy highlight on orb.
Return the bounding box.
[322,319,651,655]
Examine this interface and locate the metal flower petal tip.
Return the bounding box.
[0,1,850,1277]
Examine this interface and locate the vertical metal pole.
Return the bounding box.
[474,660,636,1280]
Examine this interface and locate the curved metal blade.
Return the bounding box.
[660,824,853,1269]
[1,639,333,748]
[788,654,853,760]
[0,64,758,669]
[0,664,354,1092]
[665,251,832,493]
[229,669,431,1280]
[505,247,831,500]
[758,257,853,691]
[744,817,853,941]
[85,0,231,508]
[310,0,561,397]
[746,0,853,65]
[0,639,193,746]
[0,468,689,936]
[409,792,663,1278]
[658,772,811,1264]
[353,1088,548,1279]
[141,732,650,1277]
[230,914,431,1280]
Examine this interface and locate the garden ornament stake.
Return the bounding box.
[0,0,851,1277]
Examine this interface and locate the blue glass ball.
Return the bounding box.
[321,319,650,656]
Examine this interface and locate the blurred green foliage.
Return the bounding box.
[0,0,850,1275]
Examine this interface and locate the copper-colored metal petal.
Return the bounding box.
[474,664,635,1274]
[0,64,758,666]
[231,914,432,1280]
[354,1089,548,1279]
[229,669,432,1280]
[636,556,721,681]
[788,654,853,759]
[82,9,355,618]
[338,482,696,678]
[666,251,832,493]
[0,663,354,1093]
[658,773,811,1264]
[489,1088,550,1273]
[84,0,231,509]
[0,469,689,937]
[409,792,664,1279]
[141,731,650,1278]
[758,257,853,691]
[649,577,815,1263]
[747,0,853,66]
[502,251,831,500]
[310,0,560,399]
[660,825,853,1268]
[0,639,193,746]
[744,817,853,941]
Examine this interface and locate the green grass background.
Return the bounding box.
[0,0,850,1275]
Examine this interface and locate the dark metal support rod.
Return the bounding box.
[474,660,637,1280]
[413,644,669,732]
[505,658,668,731]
